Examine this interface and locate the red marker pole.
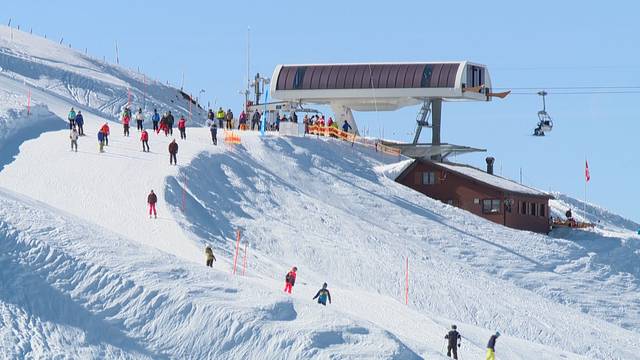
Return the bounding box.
[233,230,241,274]
[242,243,247,276]
[405,256,409,305]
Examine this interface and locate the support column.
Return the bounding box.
[431,99,442,161]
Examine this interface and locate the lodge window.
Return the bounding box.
[482,199,501,214]
[422,171,437,185]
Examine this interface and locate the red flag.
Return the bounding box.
[585,160,590,182]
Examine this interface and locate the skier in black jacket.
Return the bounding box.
[444,325,462,359]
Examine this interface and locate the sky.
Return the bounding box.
[3,0,639,223]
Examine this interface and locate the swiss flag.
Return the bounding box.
[585,160,591,182]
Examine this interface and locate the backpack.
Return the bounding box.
[285,273,292,283]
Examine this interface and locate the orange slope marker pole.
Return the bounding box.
[233,230,241,274]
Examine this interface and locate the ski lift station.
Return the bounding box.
[269,61,509,160]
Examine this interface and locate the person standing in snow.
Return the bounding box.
[444,325,462,360]
[147,190,157,218]
[251,110,261,130]
[216,107,225,128]
[67,107,76,130]
[284,266,297,294]
[178,115,187,140]
[485,332,500,360]
[207,119,218,145]
[141,129,150,152]
[238,110,247,130]
[70,126,79,152]
[168,139,178,165]
[166,111,175,135]
[151,108,160,132]
[135,108,144,131]
[97,129,105,152]
[312,283,332,306]
[342,120,352,133]
[207,108,215,123]
[101,123,110,146]
[122,109,131,137]
[205,246,216,267]
[225,109,234,129]
[75,111,85,136]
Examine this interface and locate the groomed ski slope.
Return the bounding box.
[1,24,640,359]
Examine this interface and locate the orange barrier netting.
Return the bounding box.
[224,131,241,144]
[307,125,401,157]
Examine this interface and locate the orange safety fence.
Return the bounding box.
[224,130,241,144]
[307,125,401,157]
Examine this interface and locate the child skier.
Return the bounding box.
[97,130,105,152]
[141,129,150,152]
[168,139,178,165]
[67,107,76,129]
[284,266,297,294]
[147,190,157,218]
[312,283,332,306]
[152,109,160,132]
[205,246,216,267]
[207,118,218,145]
[75,111,85,135]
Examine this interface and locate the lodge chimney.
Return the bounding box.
[486,157,495,175]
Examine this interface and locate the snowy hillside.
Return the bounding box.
[0,25,206,125]
[1,24,640,359]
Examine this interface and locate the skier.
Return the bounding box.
[284,266,297,294]
[135,108,144,131]
[238,110,247,130]
[444,325,462,360]
[312,283,332,306]
[207,118,218,145]
[291,111,298,123]
[141,129,150,152]
[147,190,157,219]
[70,126,79,152]
[158,112,169,136]
[303,114,309,134]
[67,107,76,129]
[166,111,175,135]
[225,109,234,129]
[178,115,187,140]
[205,246,216,267]
[168,139,178,165]
[251,110,261,130]
[97,129,105,152]
[151,108,160,132]
[122,109,131,137]
[207,108,215,123]
[100,123,110,146]
[342,120,352,133]
[485,331,500,360]
[75,110,85,136]
[216,107,225,128]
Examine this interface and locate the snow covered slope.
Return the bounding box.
[1,23,640,360]
[0,25,206,125]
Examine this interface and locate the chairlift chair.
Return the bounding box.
[533,91,553,136]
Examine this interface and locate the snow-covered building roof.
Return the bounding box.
[401,159,552,198]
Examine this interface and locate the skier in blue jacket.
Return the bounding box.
[312,283,332,306]
[152,109,160,132]
[97,130,105,152]
[342,120,352,133]
[75,111,85,136]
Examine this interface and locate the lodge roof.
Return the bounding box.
[399,159,553,199]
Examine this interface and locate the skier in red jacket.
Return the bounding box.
[178,116,187,140]
[284,266,297,294]
[141,129,150,152]
[100,123,110,146]
[147,190,157,218]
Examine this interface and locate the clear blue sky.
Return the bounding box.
[5,0,640,223]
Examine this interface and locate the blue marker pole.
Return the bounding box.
[260,88,269,136]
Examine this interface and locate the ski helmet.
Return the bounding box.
[495,331,501,337]
[451,325,457,330]
[322,282,327,288]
